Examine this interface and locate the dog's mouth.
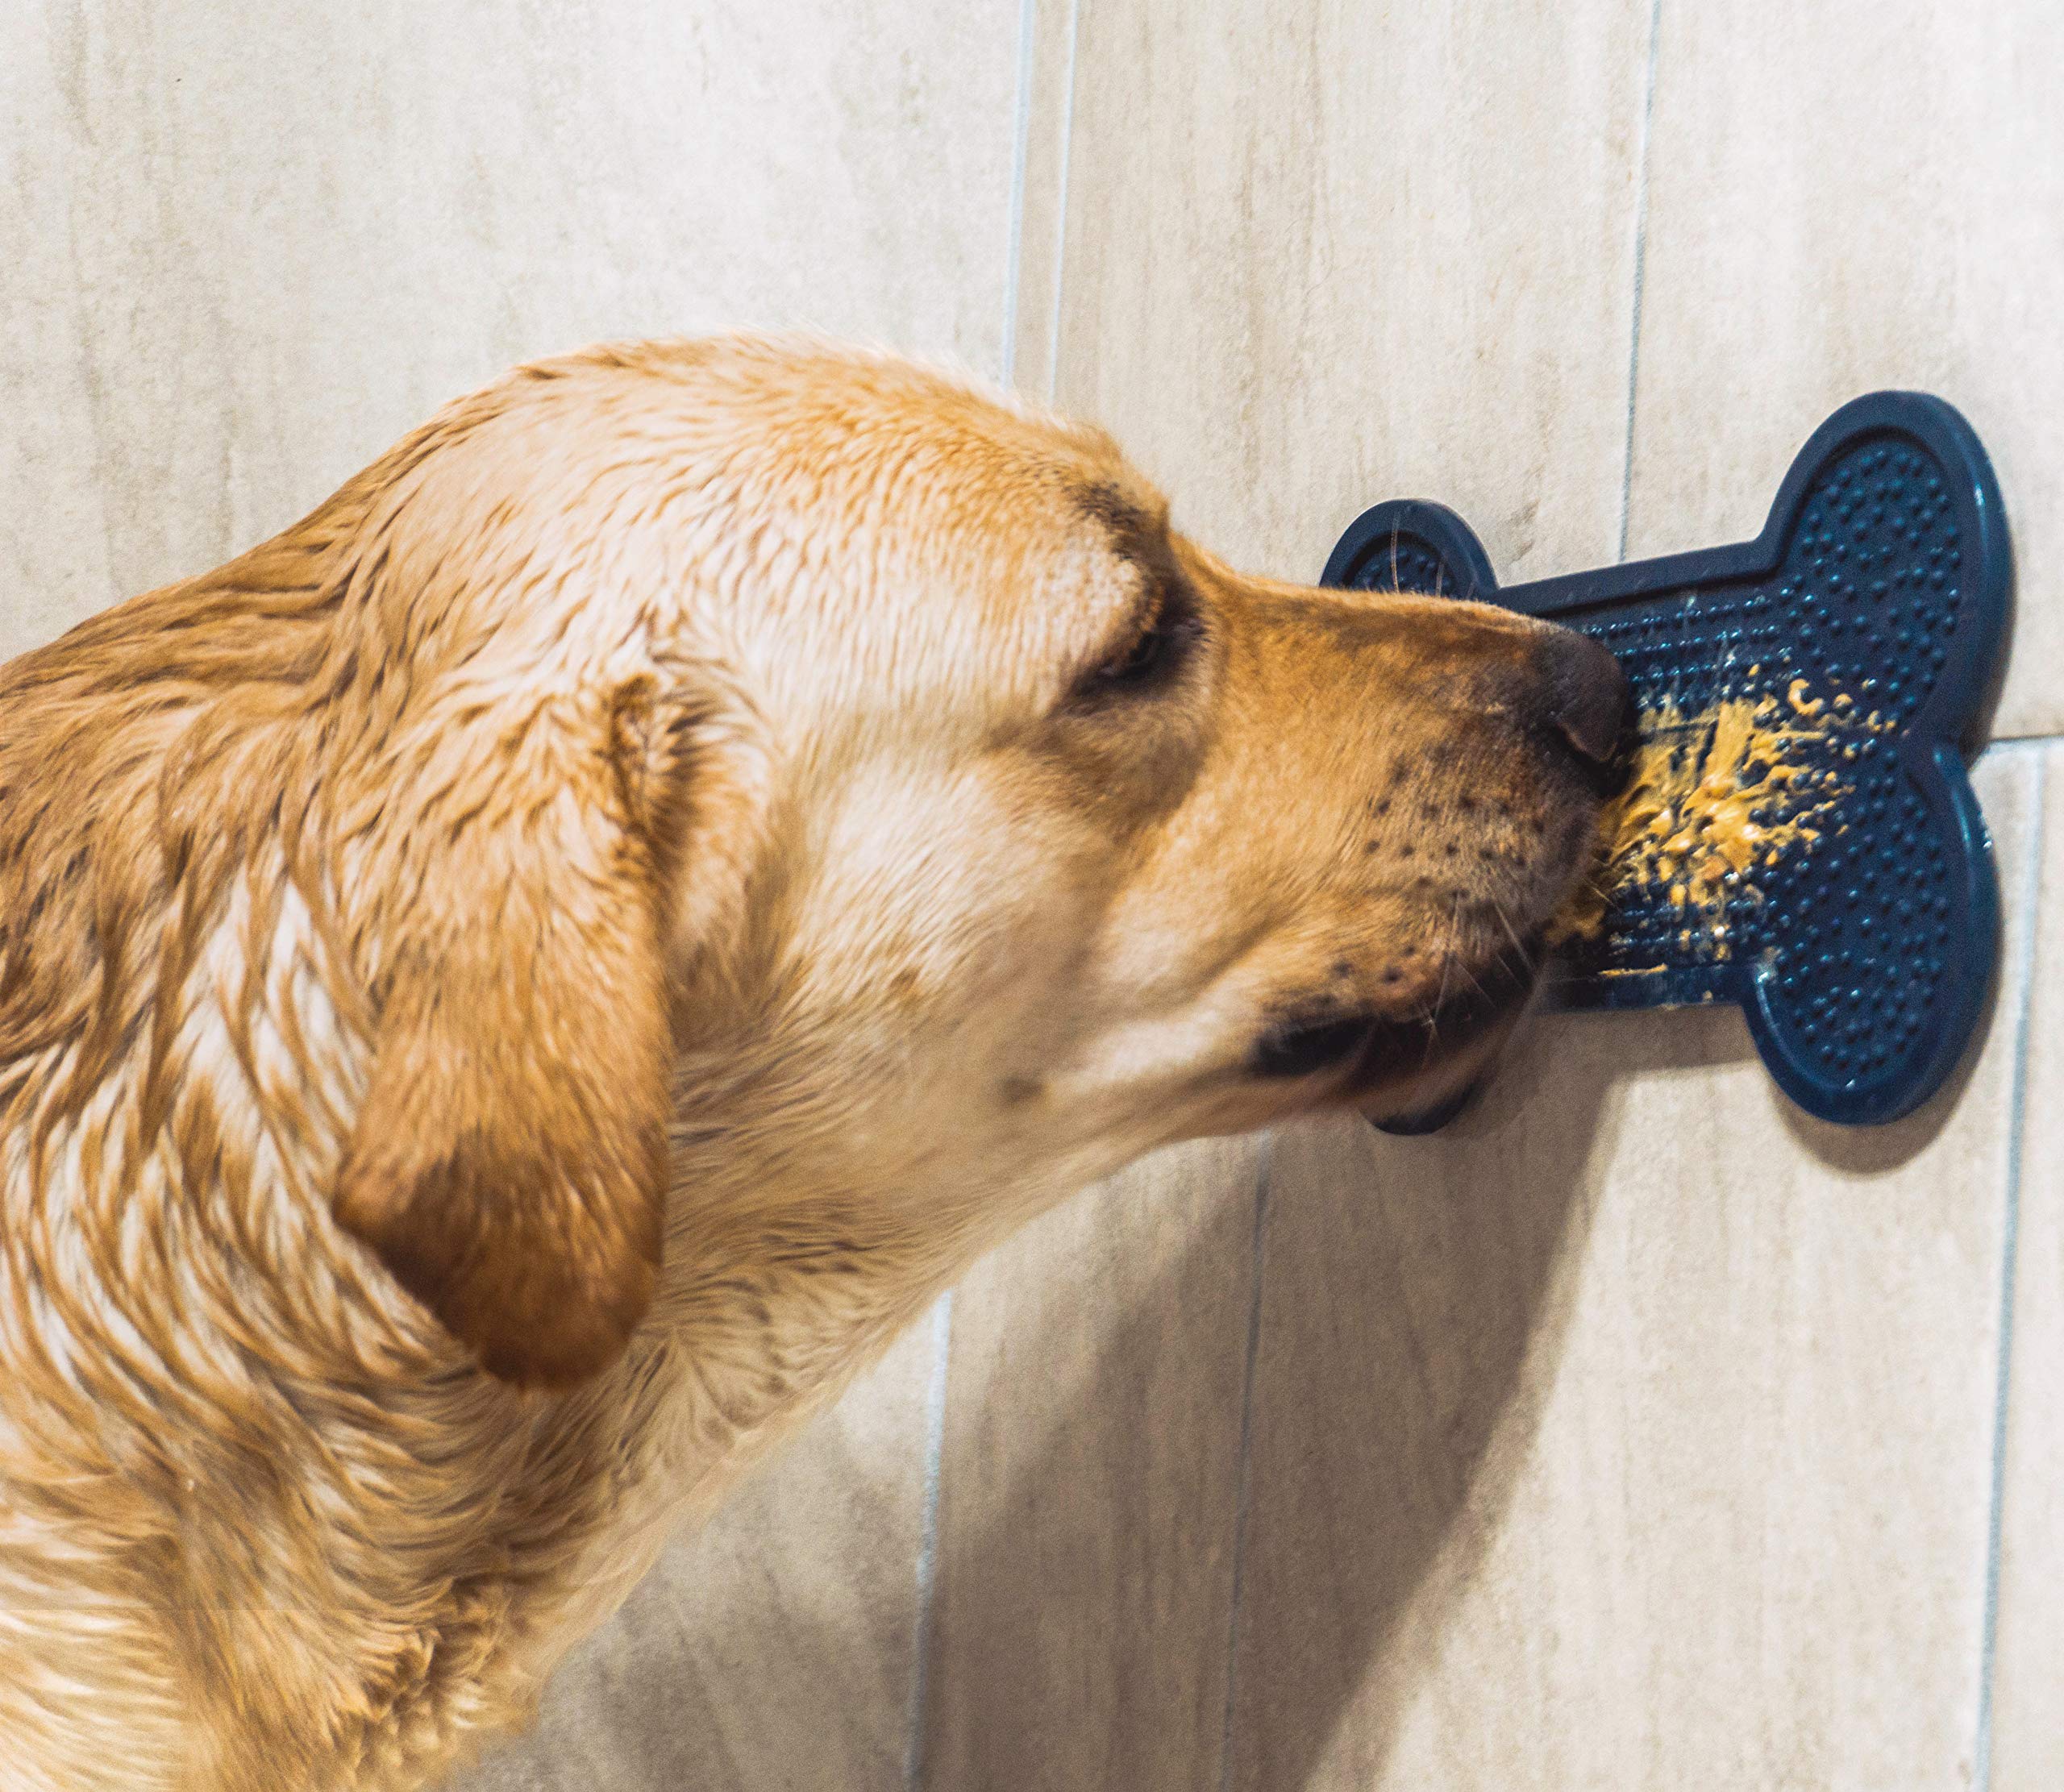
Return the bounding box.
[1249,933,1542,1114]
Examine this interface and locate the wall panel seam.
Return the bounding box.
[902,1290,956,1790]
[1616,0,1665,564]
[1215,1132,1276,1792]
[1972,747,2047,1790]
[905,11,1040,1776]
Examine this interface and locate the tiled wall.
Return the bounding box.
[7,3,2060,1790]
[931,2,2062,1789]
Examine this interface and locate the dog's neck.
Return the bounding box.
[0,795,1019,1789]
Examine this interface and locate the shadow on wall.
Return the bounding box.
[453,1340,938,1786]
[464,984,1970,1792]
[915,1007,1736,1792]
[914,987,1966,1791]
[1241,1011,1974,1791]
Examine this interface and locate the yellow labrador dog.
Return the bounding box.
[0,335,1626,1790]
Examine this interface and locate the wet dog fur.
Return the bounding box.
[0,336,1623,1789]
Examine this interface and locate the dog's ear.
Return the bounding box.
[333,682,689,1389]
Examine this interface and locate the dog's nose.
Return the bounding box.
[1532,626,1633,771]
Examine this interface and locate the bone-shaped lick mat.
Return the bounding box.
[1324,393,2009,1126]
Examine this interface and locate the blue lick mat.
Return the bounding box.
[1323,393,2010,1126]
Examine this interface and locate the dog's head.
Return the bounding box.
[283,338,1624,1384]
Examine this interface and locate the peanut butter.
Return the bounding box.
[1550,682,1886,957]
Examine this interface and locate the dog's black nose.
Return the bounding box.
[1533,626,1633,771]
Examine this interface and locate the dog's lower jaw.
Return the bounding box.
[1356,981,1534,1136]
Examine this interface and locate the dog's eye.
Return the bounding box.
[1081,593,1201,700]
[1102,624,1176,684]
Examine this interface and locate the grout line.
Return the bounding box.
[904,10,1039,1773]
[1216,1132,1276,1792]
[1973,750,2047,1790]
[1045,0,1083,405]
[1615,0,1664,565]
[998,0,1038,390]
[903,1290,955,1791]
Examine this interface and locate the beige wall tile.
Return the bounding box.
[1226,750,2037,1790]
[1987,740,2059,1790]
[1050,0,1654,585]
[0,0,1017,662]
[1626,0,2064,739]
[456,1319,939,1792]
[918,1137,1267,1791]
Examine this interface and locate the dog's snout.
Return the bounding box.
[1533,626,1632,771]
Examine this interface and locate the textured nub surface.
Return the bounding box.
[1557,432,1965,1096]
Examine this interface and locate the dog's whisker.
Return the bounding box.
[1490,895,1530,963]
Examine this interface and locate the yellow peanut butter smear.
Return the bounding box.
[1550,676,1891,961]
